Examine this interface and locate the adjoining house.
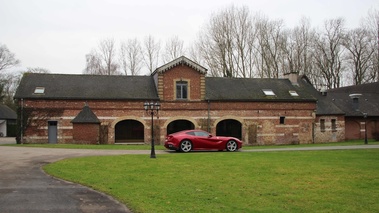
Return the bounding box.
[0,104,17,137]
[326,83,379,141]
[13,56,377,145]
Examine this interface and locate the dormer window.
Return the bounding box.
[289,90,299,97]
[34,87,45,94]
[262,89,275,96]
[176,81,188,100]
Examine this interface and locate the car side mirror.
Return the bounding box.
[208,134,213,138]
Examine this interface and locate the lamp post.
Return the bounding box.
[363,113,368,145]
[144,101,160,158]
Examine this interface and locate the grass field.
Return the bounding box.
[44,148,379,213]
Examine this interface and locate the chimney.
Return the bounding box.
[349,94,362,111]
[284,72,299,85]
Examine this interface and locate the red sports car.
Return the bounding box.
[164,130,243,152]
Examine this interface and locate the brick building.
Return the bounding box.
[15,56,372,145]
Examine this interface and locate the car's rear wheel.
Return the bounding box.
[180,140,192,152]
[226,140,238,151]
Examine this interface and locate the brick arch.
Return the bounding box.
[163,116,200,135]
[213,116,244,128]
[111,116,146,143]
[163,116,199,129]
[111,116,146,128]
[214,116,244,140]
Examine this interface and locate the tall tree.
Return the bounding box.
[163,36,185,63]
[364,9,379,81]
[312,18,346,89]
[282,17,315,76]
[142,35,161,74]
[120,38,143,76]
[343,27,375,85]
[255,15,286,78]
[83,38,120,75]
[197,5,256,78]
[0,44,20,72]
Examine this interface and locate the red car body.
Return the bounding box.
[164,130,243,152]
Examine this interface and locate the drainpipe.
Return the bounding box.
[20,98,24,144]
[207,99,210,132]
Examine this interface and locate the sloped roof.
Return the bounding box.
[71,105,100,124]
[205,77,317,102]
[14,73,159,100]
[153,56,207,75]
[296,76,345,115]
[326,82,379,116]
[0,104,17,120]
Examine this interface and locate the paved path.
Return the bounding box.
[1,137,378,213]
[0,142,167,213]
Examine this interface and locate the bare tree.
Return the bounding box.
[163,36,185,63]
[0,44,20,72]
[0,72,21,107]
[143,35,161,74]
[343,27,375,85]
[83,38,120,75]
[25,67,50,74]
[364,9,379,81]
[282,17,316,76]
[119,38,142,76]
[255,15,286,78]
[312,18,346,89]
[196,5,256,78]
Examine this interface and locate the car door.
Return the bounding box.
[194,131,221,149]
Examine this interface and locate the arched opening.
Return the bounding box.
[167,119,195,135]
[216,119,242,139]
[115,120,144,143]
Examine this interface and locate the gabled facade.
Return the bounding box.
[15,56,321,145]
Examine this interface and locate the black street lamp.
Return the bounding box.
[363,112,368,145]
[144,101,160,158]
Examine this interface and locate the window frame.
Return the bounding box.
[331,119,337,132]
[320,119,325,132]
[34,87,45,94]
[262,89,275,96]
[176,80,188,100]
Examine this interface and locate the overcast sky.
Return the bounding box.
[1,0,378,75]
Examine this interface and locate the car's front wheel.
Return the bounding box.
[180,140,192,152]
[226,140,238,152]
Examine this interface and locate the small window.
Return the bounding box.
[289,90,299,97]
[194,131,209,137]
[280,116,285,124]
[320,119,325,132]
[176,81,188,100]
[186,131,195,136]
[262,89,275,96]
[34,87,45,94]
[331,119,337,132]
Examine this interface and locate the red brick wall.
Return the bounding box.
[160,66,204,101]
[18,64,318,145]
[72,123,99,144]
[345,117,379,140]
[20,98,316,145]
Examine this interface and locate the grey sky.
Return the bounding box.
[1,0,378,75]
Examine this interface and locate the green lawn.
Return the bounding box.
[44,149,379,213]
